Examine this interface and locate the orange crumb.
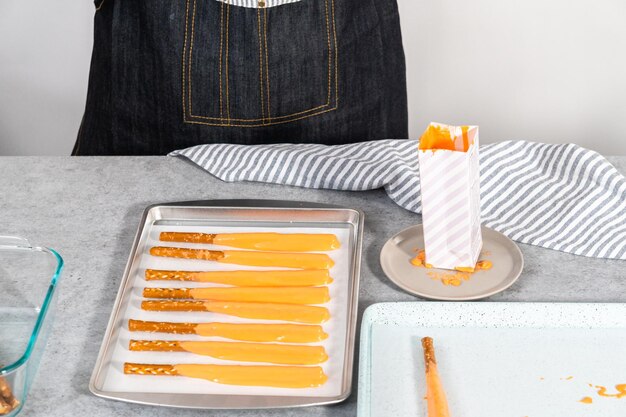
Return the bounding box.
[442,278,462,286]
[476,260,492,270]
[595,384,626,398]
[410,257,423,267]
[579,397,593,404]
[410,248,491,286]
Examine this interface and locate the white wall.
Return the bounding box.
[397,0,626,154]
[0,1,93,156]
[0,0,625,155]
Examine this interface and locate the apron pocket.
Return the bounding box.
[182,0,338,127]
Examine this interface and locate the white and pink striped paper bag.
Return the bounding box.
[418,123,482,270]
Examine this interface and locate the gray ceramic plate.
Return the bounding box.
[380,225,523,300]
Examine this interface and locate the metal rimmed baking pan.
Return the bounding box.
[90,200,363,409]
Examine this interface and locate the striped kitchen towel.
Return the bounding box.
[170,140,626,260]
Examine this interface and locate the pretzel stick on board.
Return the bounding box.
[141,300,331,324]
[149,247,334,269]
[422,337,451,417]
[123,363,328,388]
[128,319,328,342]
[159,232,340,252]
[144,269,333,286]
[142,286,330,304]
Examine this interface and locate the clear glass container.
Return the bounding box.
[0,236,63,416]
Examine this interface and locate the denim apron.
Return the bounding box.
[73,0,408,155]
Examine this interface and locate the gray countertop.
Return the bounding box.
[1,156,625,417]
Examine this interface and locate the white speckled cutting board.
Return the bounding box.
[358,302,626,417]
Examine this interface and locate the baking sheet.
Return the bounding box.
[358,302,626,417]
[90,201,362,408]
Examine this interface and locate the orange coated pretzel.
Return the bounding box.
[144,269,333,287]
[128,319,196,334]
[141,300,330,324]
[142,286,330,305]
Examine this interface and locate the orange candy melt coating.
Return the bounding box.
[419,124,472,152]
[219,250,334,269]
[213,233,340,252]
[173,364,328,388]
[187,286,330,305]
[178,341,328,365]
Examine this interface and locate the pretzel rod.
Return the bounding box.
[0,397,11,416]
[0,376,18,415]
[142,286,330,305]
[141,300,330,324]
[124,363,328,388]
[124,363,178,376]
[130,339,185,351]
[422,337,436,373]
[160,232,340,252]
[144,269,333,286]
[128,319,328,342]
[129,319,197,334]
[142,300,208,312]
[150,246,223,261]
[422,337,451,417]
[150,247,334,269]
[129,340,328,365]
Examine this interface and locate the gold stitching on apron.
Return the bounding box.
[219,1,225,117]
[182,0,191,119]
[324,0,331,105]
[193,104,328,122]
[264,6,271,122]
[257,7,266,122]
[95,0,106,11]
[332,0,338,107]
[185,107,337,127]
[183,0,338,126]
[225,0,231,125]
[188,0,198,115]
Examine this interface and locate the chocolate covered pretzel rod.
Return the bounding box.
[159,232,340,252]
[142,286,330,304]
[128,340,328,365]
[123,363,328,388]
[149,247,334,269]
[144,269,333,286]
[141,300,330,324]
[128,319,328,342]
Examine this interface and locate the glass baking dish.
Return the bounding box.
[0,236,63,416]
